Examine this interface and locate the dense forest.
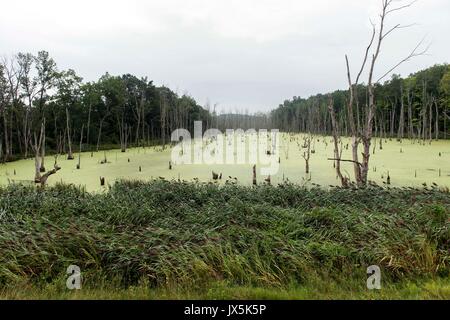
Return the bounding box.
[271,64,450,141]
[0,51,212,163]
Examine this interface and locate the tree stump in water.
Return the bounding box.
[35,165,61,187]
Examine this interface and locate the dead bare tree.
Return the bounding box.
[66,107,74,159]
[330,0,427,187]
[31,121,61,186]
[31,122,45,182]
[434,99,439,140]
[160,90,167,149]
[38,164,61,187]
[77,124,84,169]
[302,134,312,174]
[328,97,349,188]
[96,112,109,152]
[397,83,405,140]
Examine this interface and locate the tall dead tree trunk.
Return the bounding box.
[331,0,426,187]
[160,92,167,149]
[328,98,349,188]
[32,123,44,182]
[345,55,365,185]
[398,85,405,140]
[2,109,10,161]
[435,99,439,140]
[407,86,414,139]
[96,114,108,152]
[86,102,92,147]
[23,109,30,158]
[30,121,60,186]
[40,118,46,172]
[77,124,84,169]
[429,97,433,143]
[302,134,311,174]
[66,107,74,159]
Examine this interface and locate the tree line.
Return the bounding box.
[0,51,213,165]
[271,63,450,141]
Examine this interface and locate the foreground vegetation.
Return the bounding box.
[0,181,449,299]
[2,277,449,300]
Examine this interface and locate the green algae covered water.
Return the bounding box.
[1,134,449,192]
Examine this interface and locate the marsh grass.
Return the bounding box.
[0,180,448,299]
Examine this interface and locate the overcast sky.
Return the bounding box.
[1,0,449,112]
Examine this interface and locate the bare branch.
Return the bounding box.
[376,38,429,83]
[327,158,363,168]
[382,23,417,40]
[386,0,418,15]
[355,22,376,85]
[345,55,352,88]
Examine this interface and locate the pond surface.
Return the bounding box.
[1,133,449,192]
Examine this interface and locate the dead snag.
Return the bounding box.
[302,134,311,174]
[31,121,51,184]
[37,164,61,187]
[333,0,427,187]
[66,107,74,160]
[77,124,84,169]
[328,97,349,188]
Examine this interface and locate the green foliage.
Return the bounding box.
[273,64,450,137]
[0,51,212,160]
[0,181,448,291]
